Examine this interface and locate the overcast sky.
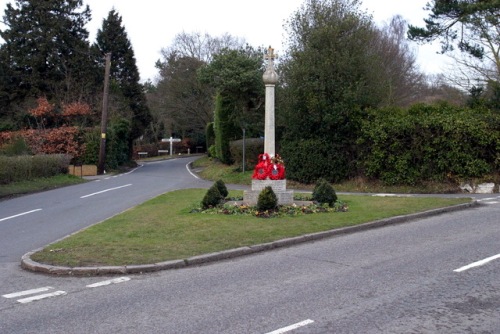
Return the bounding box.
[1,0,450,82]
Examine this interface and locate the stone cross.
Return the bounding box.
[262,46,279,157]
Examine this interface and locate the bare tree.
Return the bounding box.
[370,15,426,107]
[159,31,246,64]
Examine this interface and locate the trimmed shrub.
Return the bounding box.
[214,179,228,198]
[0,154,71,184]
[312,178,337,207]
[257,186,278,211]
[214,93,239,165]
[280,138,351,184]
[358,103,500,185]
[201,185,224,209]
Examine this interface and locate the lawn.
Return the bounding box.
[30,188,472,267]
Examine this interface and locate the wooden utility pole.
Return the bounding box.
[97,53,111,175]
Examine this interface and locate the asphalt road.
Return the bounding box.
[0,158,499,333]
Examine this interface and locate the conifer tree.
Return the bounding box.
[93,9,151,158]
[0,0,97,103]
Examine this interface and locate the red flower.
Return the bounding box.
[252,161,270,179]
[267,163,285,180]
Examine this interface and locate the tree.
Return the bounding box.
[151,52,214,143]
[93,9,151,158]
[150,32,247,147]
[159,31,245,64]
[198,46,265,137]
[198,46,265,163]
[279,0,379,183]
[408,0,500,92]
[0,0,98,103]
[371,16,426,107]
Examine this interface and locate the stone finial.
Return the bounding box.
[263,46,279,85]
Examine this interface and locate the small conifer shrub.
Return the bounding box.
[312,178,337,207]
[202,185,223,209]
[257,186,278,211]
[214,179,228,198]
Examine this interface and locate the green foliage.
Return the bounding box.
[201,184,224,209]
[0,0,97,102]
[0,136,31,156]
[94,9,151,158]
[280,0,375,183]
[207,145,217,159]
[106,118,131,169]
[257,186,278,211]
[229,137,264,170]
[214,179,228,198]
[0,154,70,184]
[199,47,266,165]
[407,0,499,57]
[358,103,500,185]
[312,179,338,207]
[81,128,100,165]
[281,138,351,184]
[213,93,239,164]
[206,122,215,153]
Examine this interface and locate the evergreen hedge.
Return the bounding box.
[0,154,71,184]
[358,103,500,185]
[214,94,239,165]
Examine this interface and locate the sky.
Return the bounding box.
[1,0,450,83]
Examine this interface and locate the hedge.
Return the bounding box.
[0,154,71,184]
[358,103,500,185]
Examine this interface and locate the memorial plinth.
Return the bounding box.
[243,180,294,205]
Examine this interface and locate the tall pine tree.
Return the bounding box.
[93,9,151,158]
[0,0,98,104]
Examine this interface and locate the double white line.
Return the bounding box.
[2,287,66,304]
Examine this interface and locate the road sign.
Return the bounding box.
[161,137,181,143]
[161,137,181,156]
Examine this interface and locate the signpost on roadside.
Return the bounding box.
[161,137,181,156]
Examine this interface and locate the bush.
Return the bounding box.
[280,138,351,184]
[214,179,228,198]
[312,178,337,207]
[201,184,224,209]
[358,103,500,185]
[0,136,32,156]
[0,154,71,184]
[230,137,264,170]
[257,186,278,211]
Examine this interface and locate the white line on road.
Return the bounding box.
[454,254,500,272]
[86,277,131,288]
[2,287,53,299]
[17,291,67,304]
[80,184,132,198]
[265,319,315,334]
[0,209,42,222]
[186,162,199,179]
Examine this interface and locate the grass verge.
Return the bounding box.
[192,156,463,193]
[31,189,471,267]
[0,174,86,200]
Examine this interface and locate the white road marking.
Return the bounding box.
[0,209,42,222]
[186,162,200,179]
[86,276,131,288]
[2,287,53,299]
[265,319,315,334]
[454,254,500,272]
[17,291,67,304]
[80,184,132,198]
